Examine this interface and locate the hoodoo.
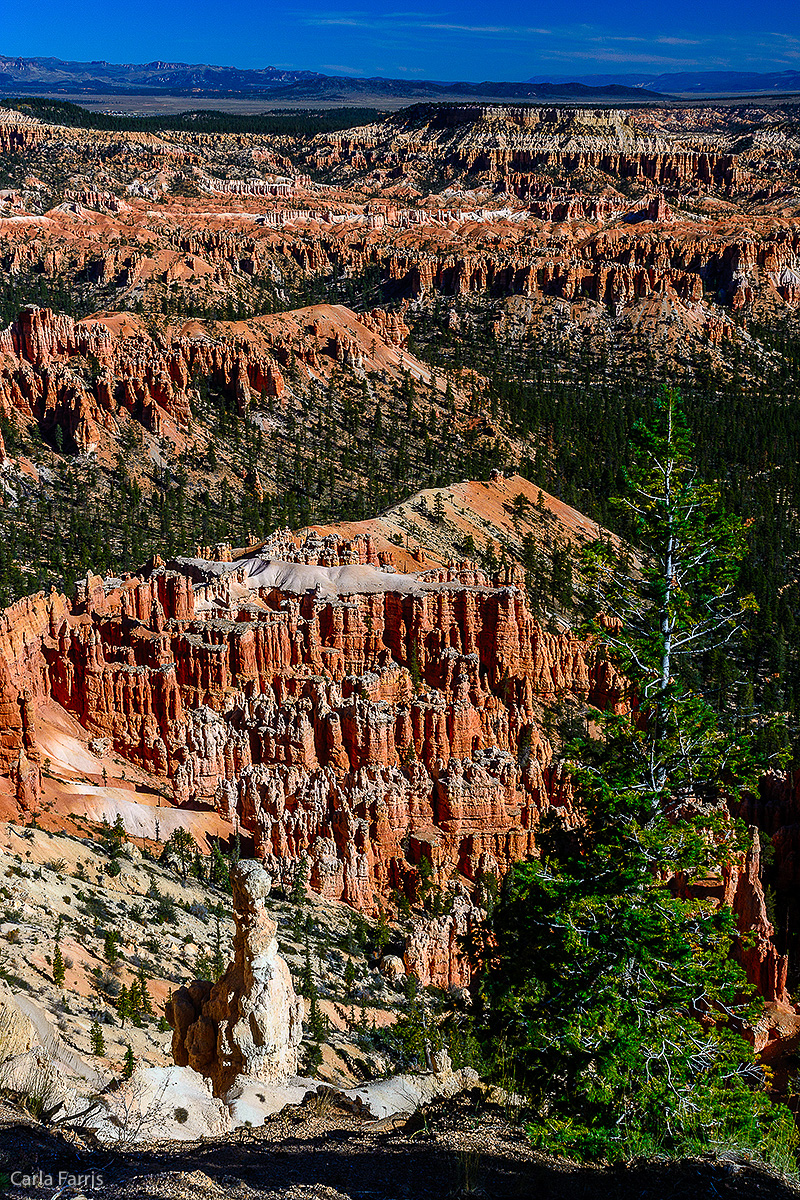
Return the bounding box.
[167,859,303,1094]
[0,530,624,907]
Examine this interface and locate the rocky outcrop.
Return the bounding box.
[166,859,303,1095]
[0,103,797,367]
[88,1064,232,1143]
[0,302,428,453]
[0,497,790,1007]
[403,886,484,988]
[0,983,37,1061]
[306,106,740,192]
[356,307,410,347]
[0,527,623,909]
[736,770,800,895]
[673,809,790,1008]
[340,1054,480,1120]
[11,748,40,811]
[1,106,798,367]
[0,305,290,446]
[727,832,790,1007]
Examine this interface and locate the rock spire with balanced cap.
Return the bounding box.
[166,859,303,1096]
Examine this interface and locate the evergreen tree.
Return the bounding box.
[374,907,391,954]
[434,492,445,524]
[163,827,196,883]
[122,1044,136,1080]
[128,979,143,1026]
[480,391,796,1165]
[109,814,127,856]
[90,1019,105,1056]
[209,838,231,892]
[408,644,422,691]
[104,931,119,964]
[300,930,326,1046]
[52,943,66,988]
[290,855,309,907]
[136,967,153,1016]
[580,388,761,808]
[300,932,315,1000]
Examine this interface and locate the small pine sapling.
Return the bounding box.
[90,1019,105,1056]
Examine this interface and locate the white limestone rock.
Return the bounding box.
[86,1065,232,1144]
[225,1073,316,1128]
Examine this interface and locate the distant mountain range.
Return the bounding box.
[526,70,800,95]
[1,55,798,102]
[0,54,660,100]
[0,56,320,93]
[261,77,663,101]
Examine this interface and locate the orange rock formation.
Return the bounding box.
[0,518,787,1000]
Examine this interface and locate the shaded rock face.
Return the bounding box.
[738,770,800,895]
[734,772,800,1004]
[166,860,302,1096]
[403,886,484,989]
[671,802,790,1009]
[727,833,789,1007]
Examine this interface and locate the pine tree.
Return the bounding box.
[408,644,422,691]
[290,855,309,907]
[298,929,327,1049]
[103,931,119,964]
[344,957,356,998]
[52,943,66,988]
[374,907,391,954]
[209,838,230,892]
[163,827,196,883]
[122,1044,135,1080]
[300,932,315,1000]
[90,1019,105,1056]
[138,967,153,1016]
[128,979,143,1026]
[308,990,326,1045]
[434,492,445,524]
[481,389,795,1165]
[109,814,127,856]
[580,387,760,808]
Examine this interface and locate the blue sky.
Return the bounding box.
[5,0,800,79]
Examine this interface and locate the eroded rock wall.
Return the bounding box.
[0,540,622,907]
[0,532,788,999]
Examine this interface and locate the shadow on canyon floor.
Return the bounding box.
[0,1096,798,1200]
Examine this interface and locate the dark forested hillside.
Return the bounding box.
[407,299,800,738]
[0,98,384,136]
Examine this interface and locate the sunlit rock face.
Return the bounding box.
[166,859,303,1095]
